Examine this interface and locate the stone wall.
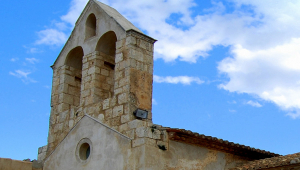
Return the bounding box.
[141,140,248,170]
[0,158,42,170]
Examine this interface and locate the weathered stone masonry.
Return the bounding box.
[46,28,157,157]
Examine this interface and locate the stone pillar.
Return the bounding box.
[47,65,82,157]
[80,51,115,107]
[100,30,156,137]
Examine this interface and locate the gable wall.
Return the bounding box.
[44,116,134,170]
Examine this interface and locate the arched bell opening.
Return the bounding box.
[85,13,97,40]
[95,31,117,99]
[64,46,84,107]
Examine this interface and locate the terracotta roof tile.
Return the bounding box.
[231,152,300,170]
[166,128,280,160]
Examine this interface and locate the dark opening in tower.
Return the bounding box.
[64,46,84,107]
[95,31,117,99]
[85,13,96,40]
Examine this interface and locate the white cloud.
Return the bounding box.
[10,58,19,62]
[29,48,39,53]
[153,75,204,85]
[34,0,88,46]
[23,45,42,53]
[152,99,158,105]
[286,110,300,119]
[35,29,67,46]
[229,109,237,113]
[246,100,262,108]
[37,0,300,117]
[61,0,89,26]
[9,70,37,83]
[26,58,39,64]
[219,39,300,114]
[228,100,237,104]
[44,85,51,89]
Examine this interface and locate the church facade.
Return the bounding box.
[1,0,300,170]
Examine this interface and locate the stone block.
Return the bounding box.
[51,95,59,106]
[106,76,113,85]
[57,103,69,112]
[116,62,124,70]
[54,123,63,132]
[82,56,88,63]
[128,119,147,129]
[69,120,74,128]
[63,94,74,105]
[132,138,145,148]
[144,138,157,147]
[102,83,110,90]
[94,59,103,67]
[119,76,129,87]
[81,89,91,98]
[91,73,101,81]
[103,99,110,110]
[136,127,147,138]
[115,53,123,63]
[98,114,104,122]
[59,111,68,123]
[105,109,112,119]
[130,58,136,67]
[119,123,129,132]
[121,114,130,123]
[38,145,47,154]
[143,64,148,72]
[113,105,123,117]
[125,129,135,139]
[126,36,137,45]
[138,39,150,51]
[115,70,124,80]
[61,74,75,86]
[88,66,100,75]
[73,96,80,106]
[152,129,161,140]
[58,84,68,94]
[88,53,97,60]
[52,77,60,87]
[135,51,144,62]
[122,85,130,93]
[101,69,109,76]
[110,96,117,107]
[82,69,88,77]
[118,93,127,104]
[83,75,91,83]
[115,87,123,95]
[48,134,55,143]
[148,64,153,74]
[49,113,56,125]
[68,86,79,96]
[124,104,130,114]
[110,117,120,126]
[116,39,125,49]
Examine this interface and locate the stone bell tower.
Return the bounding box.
[44,0,156,158]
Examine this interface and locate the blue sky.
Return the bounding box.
[1,0,300,160]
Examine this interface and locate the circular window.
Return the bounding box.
[76,138,92,163]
